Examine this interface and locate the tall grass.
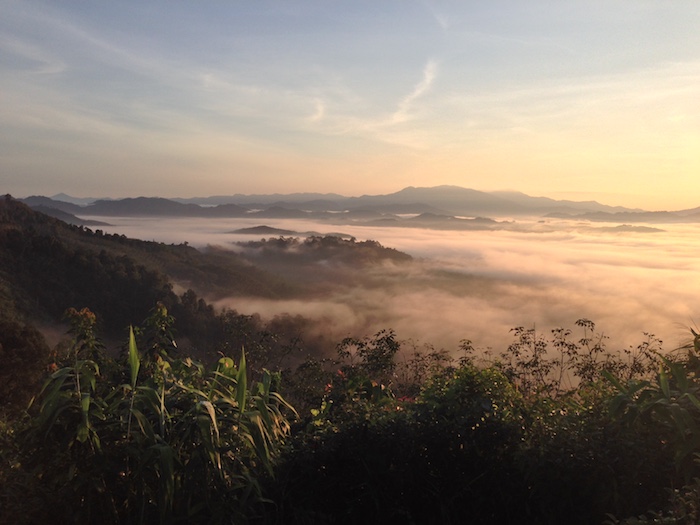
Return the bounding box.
[13,306,295,524]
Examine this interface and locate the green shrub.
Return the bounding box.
[5,306,295,525]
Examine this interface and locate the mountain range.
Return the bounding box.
[16,185,700,225]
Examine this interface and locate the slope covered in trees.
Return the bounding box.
[0,197,285,409]
[0,196,412,411]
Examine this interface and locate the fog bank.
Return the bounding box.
[85,215,700,354]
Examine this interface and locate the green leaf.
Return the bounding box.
[601,370,626,394]
[81,392,91,415]
[151,444,176,520]
[217,356,236,378]
[130,407,156,442]
[73,392,93,444]
[128,325,140,389]
[78,360,99,392]
[198,401,222,472]
[199,400,220,441]
[236,348,247,414]
[256,397,275,436]
[249,412,273,474]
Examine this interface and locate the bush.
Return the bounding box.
[3,306,295,525]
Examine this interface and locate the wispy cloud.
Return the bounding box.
[308,99,326,123]
[4,4,159,77]
[421,1,450,31]
[304,59,441,149]
[390,59,438,124]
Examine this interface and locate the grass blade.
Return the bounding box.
[129,326,140,389]
[236,348,247,414]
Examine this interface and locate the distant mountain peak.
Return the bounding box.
[21,185,676,219]
[51,193,103,205]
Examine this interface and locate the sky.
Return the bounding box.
[2,1,700,210]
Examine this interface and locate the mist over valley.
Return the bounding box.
[32,186,698,356]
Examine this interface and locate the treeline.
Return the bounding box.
[236,235,413,266]
[0,195,293,327]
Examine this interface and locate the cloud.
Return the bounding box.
[308,99,326,123]
[390,59,438,124]
[301,59,441,150]
[4,3,163,78]
[418,0,450,31]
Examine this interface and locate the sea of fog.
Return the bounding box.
[83,215,700,356]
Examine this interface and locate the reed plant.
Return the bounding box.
[8,305,295,525]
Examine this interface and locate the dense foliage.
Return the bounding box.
[0,196,291,333]
[266,324,677,525]
[236,235,413,266]
[1,306,295,524]
[4,310,698,524]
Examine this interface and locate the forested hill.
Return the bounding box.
[0,195,415,410]
[236,235,412,266]
[1,197,415,327]
[0,195,292,333]
[0,196,298,412]
[0,195,172,333]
